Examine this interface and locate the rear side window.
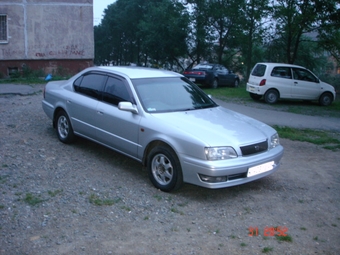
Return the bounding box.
[271,67,292,79]
[74,73,107,99]
[251,64,266,77]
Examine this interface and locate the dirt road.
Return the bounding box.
[0,90,339,255]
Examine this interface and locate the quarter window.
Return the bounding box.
[251,64,266,77]
[0,14,7,43]
[271,67,292,79]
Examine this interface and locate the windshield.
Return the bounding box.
[132,77,218,113]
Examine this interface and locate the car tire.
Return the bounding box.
[264,89,279,104]
[147,145,183,192]
[211,79,218,89]
[234,79,239,88]
[249,93,262,101]
[56,110,75,144]
[319,92,333,106]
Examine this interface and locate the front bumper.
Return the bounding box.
[180,145,284,189]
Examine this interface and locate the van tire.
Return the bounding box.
[264,89,279,104]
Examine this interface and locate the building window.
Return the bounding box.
[0,15,8,43]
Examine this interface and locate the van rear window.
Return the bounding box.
[251,64,266,77]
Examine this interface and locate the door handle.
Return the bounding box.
[97,109,104,115]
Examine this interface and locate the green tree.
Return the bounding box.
[272,0,339,64]
[241,0,272,78]
[138,0,190,70]
[94,0,146,65]
[183,0,212,68]
[207,0,245,65]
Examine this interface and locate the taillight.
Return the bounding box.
[259,79,266,86]
[183,71,206,75]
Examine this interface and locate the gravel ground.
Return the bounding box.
[0,87,339,255]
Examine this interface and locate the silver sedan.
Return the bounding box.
[42,66,284,192]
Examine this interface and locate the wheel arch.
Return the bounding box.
[319,91,334,106]
[142,140,179,167]
[53,106,67,128]
[265,88,280,98]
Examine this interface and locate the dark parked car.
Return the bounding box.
[183,63,240,88]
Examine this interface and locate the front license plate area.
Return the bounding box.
[247,161,274,177]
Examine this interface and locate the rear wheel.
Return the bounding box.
[56,110,75,144]
[147,145,183,192]
[264,89,279,104]
[319,92,333,106]
[249,93,262,101]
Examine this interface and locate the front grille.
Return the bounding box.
[240,140,268,156]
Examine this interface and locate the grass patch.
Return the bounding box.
[48,189,63,197]
[170,207,184,215]
[153,194,162,201]
[276,235,293,242]
[88,193,118,206]
[273,125,340,151]
[240,242,247,247]
[23,193,45,206]
[262,247,273,253]
[204,86,249,99]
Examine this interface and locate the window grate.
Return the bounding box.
[0,15,7,42]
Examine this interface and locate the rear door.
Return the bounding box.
[69,72,107,139]
[96,76,142,158]
[268,66,294,98]
[291,68,321,100]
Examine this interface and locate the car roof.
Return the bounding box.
[256,62,305,69]
[95,66,181,79]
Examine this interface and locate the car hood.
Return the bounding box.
[149,106,274,147]
[320,80,336,92]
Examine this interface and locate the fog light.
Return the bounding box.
[199,174,228,183]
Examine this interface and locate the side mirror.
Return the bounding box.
[118,102,138,114]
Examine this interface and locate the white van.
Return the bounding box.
[246,63,336,106]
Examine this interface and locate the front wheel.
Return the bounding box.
[56,110,75,144]
[234,79,239,88]
[264,89,279,104]
[147,145,183,192]
[319,92,333,106]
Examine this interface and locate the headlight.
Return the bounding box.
[270,133,280,149]
[205,147,237,160]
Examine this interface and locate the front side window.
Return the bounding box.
[102,77,132,106]
[73,73,107,99]
[292,68,318,83]
[271,67,292,79]
[0,14,7,43]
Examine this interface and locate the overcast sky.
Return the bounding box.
[93,0,116,26]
